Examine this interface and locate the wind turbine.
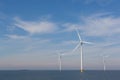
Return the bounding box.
[57,51,66,72]
[102,55,109,71]
[57,50,72,72]
[72,28,92,72]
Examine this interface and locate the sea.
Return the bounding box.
[0,70,120,80]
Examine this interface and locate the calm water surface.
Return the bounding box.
[0,70,120,80]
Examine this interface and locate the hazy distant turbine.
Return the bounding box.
[57,52,62,72]
[57,50,73,72]
[57,51,66,72]
[102,55,109,71]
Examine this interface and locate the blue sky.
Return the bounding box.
[0,0,120,70]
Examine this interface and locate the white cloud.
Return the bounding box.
[81,15,120,37]
[72,0,113,6]
[62,23,79,32]
[14,17,58,34]
[6,34,27,39]
[84,0,113,5]
[63,14,120,37]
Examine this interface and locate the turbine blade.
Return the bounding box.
[75,28,82,41]
[58,51,69,56]
[61,51,71,56]
[83,41,93,44]
[72,42,81,52]
[100,54,109,58]
[61,53,66,56]
[61,52,73,56]
[104,55,109,58]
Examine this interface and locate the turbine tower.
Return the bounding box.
[58,52,62,72]
[103,56,106,71]
[73,28,92,72]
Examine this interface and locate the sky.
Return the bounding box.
[0,0,120,70]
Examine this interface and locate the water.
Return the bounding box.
[0,70,120,80]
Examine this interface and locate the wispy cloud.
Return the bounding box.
[6,34,27,39]
[63,14,120,37]
[84,0,113,6]
[72,0,113,6]
[81,15,120,37]
[62,23,79,32]
[14,17,58,34]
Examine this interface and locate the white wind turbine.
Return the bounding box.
[102,55,109,71]
[49,50,69,72]
[57,51,66,72]
[72,28,93,72]
[57,51,73,72]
